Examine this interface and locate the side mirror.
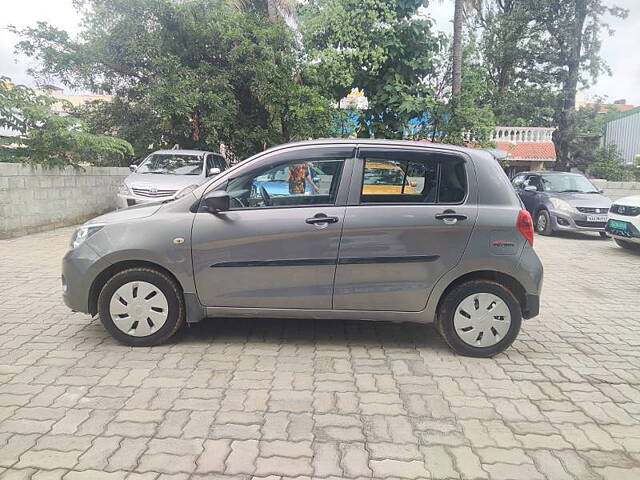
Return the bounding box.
[208,167,221,177]
[129,164,137,172]
[524,185,538,192]
[203,190,230,212]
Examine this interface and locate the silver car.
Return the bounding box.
[63,140,543,357]
[117,149,227,208]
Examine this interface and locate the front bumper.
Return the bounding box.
[605,214,640,243]
[549,209,608,233]
[62,241,106,314]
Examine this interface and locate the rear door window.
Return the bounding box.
[360,153,465,204]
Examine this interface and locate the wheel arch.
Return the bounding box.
[88,260,184,316]
[435,270,527,318]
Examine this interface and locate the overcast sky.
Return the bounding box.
[2,0,639,105]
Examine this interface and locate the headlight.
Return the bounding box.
[70,224,104,249]
[549,198,575,212]
[118,183,131,195]
[175,184,199,199]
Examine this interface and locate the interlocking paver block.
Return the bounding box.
[1,219,640,479]
[224,439,258,475]
[196,439,231,473]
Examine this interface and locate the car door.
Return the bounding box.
[519,174,542,213]
[333,146,478,312]
[191,145,354,309]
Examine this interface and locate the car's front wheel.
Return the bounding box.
[535,210,553,236]
[615,238,640,252]
[436,280,522,358]
[97,268,185,346]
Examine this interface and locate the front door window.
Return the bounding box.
[224,159,345,209]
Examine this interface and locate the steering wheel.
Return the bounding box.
[230,197,245,208]
[259,186,271,206]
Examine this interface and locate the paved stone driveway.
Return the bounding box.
[0,227,639,480]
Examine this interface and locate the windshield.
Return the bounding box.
[136,154,203,175]
[540,174,599,193]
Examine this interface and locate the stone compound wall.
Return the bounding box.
[592,179,640,201]
[0,163,129,239]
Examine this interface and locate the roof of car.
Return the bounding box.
[518,171,584,176]
[258,138,488,158]
[151,149,220,155]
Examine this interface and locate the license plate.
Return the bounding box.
[586,215,608,222]
[608,219,627,231]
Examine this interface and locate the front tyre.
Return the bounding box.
[535,210,553,236]
[98,268,185,346]
[436,281,522,358]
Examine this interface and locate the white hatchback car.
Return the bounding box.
[606,195,640,251]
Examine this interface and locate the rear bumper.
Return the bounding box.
[523,294,540,319]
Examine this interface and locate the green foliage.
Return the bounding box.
[398,39,496,146]
[13,0,335,160]
[300,0,445,139]
[0,77,133,167]
[588,144,633,181]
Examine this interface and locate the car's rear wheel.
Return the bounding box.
[98,268,184,346]
[615,238,640,252]
[535,210,553,236]
[436,280,522,358]
[599,232,609,238]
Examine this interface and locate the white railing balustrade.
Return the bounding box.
[491,126,555,143]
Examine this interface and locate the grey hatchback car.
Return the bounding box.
[62,140,543,357]
[513,171,612,236]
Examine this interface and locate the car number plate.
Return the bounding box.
[586,215,608,222]
[608,219,627,230]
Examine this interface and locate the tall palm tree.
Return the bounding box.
[449,0,482,99]
[451,0,465,98]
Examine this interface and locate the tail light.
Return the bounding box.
[517,209,534,246]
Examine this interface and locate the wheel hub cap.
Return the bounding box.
[453,292,512,348]
[538,215,546,231]
[109,281,169,337]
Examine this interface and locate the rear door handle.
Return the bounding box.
[435,210,467,221]
[306,214,339,225]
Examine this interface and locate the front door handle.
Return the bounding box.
[306,213,339,225]
[435,210,467,222]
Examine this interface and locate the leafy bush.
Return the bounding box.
[588,144,633,181]
[0,78,133,167]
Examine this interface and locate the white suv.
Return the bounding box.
[606,195,640,251]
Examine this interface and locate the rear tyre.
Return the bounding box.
[98,268,184,346]
[535,210,553,236]
[599,232,609,238]
[615,238,640,252]
[436,280,522,358]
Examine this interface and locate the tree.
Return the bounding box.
[400,40,496,145]
[530,0,627,171]
[12,0,335,160]
[0,77,133,167]
[232,0,296,22]
[300,0,445,139]
[470,0,557,126]
[451,0,465,98]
